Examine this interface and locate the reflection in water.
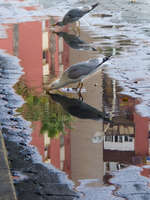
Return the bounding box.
[53,31,97,51]
[1,8,150,199]
[15,80,72,173]
[103,74,150,175]
[15,81,73,138]
[50,93,110,122]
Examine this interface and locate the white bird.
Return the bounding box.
[49,55,111,91]
[52,3,99,26]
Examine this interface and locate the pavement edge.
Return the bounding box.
[0,131,17,200]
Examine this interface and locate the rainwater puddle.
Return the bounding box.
[13,19,150,199]
[1,0,150,200]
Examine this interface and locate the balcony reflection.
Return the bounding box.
[103,74,150,175]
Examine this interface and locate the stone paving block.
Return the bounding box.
[0,132,17,200]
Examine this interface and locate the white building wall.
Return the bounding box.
[104,135,134,151]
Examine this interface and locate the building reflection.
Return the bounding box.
[0,24,14,54]
[103,73,150,175]
[0,17,71,174]
[41,18,71,175]
[0,14,150,188]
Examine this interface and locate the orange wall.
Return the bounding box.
[134,112,149,156]
[63,132,71,177]
[49,138,60,169]
[18,21,43,93]
[0,19,71,171]
[0,25,13,54]
[17,21,44,158]
[31,121,45,159]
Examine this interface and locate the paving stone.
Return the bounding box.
[0,132,17,200]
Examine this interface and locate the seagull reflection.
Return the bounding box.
[50,93,111,122]
[53,31,97,51]
[52,3,99,27]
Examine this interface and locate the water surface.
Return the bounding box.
[1,0,150,199]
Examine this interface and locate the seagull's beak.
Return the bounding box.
[43,85,52,94]
[52,31,58,35]
[52,23,57,27]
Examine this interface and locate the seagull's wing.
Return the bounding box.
[63,34,86,49]
[67,66,92,79]
[62,8,85,24]
[66,8,86,18]
[65,34,85,44]
[66,59,100,79]
[62,3,99,24]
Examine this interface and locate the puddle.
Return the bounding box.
[1,0,150,200]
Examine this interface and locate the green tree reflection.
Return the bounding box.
[14,81,73,138]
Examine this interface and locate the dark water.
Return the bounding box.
[1,1,150,199]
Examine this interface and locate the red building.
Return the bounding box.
[0,15,71,174]
[0,25,14,54]
[103,90,150,167]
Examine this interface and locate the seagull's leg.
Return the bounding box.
[72,82,81,91]
[78,91,83,101]
[76,21,80,36]
[73,81,83,93]
[78,82,84,101]
[78,82,83,92]
[72,22,76,34]
[72,22,80,36]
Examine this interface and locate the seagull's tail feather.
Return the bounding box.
[90,3,99,11]
[102,55,112,63]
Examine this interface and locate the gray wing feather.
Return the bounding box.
[65,9,86,18]
[68,66,91,79]
[67,59,100,79]
[63,9,86,24]
[62,4,99,24]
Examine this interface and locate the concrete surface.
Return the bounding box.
[0,131,17,200]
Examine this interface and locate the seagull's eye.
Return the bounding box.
[51,83,55,87]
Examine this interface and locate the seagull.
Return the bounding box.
[52,3,99,26]
[50,93,111,122]
[49,55,111,92]
[53,31,97,51]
